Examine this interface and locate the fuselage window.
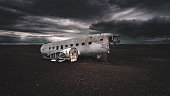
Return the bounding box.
[76,43,79,46]
[82,42,85,45]
[65,45,68,47]
[70,44,73,47]
[56,46,59,50]
[90,36,92,38]
[52,47,55,49]
[88,42,92,45]
[49,47,51,50]
[61,45,63,49]
[100,38,103,41]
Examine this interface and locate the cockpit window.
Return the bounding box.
[70,44,73,47]
[100,38,103,41]
[108,36,113,42]
[76,43,79,46]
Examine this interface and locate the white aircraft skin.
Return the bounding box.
[40,33,120,62]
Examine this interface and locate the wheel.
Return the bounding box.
[56,52,66,62]
[96,54,108,63]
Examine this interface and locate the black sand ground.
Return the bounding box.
[0,45,170,96]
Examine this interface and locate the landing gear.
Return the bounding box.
[54,48,79,62]
[96,54,108,63]
[56,52,66,62]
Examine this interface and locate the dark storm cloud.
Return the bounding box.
[0,0,108,19]
[0,0,170,19]
[0,0,170,44]
[0,0,170,21]
[90,17,170,37]
[0,36,20,43]
[0,15,93,43]
[0,1,93,43]
[0,5,24,26]
[89,17,170,43]
[108,0,170,8]
[0,35,48,44]
[29,0,109,19]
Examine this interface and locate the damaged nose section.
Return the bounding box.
[109,35,120,46]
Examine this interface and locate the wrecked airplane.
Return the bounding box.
[40,33,120,62]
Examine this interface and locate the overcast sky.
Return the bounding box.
[0,0,170,44]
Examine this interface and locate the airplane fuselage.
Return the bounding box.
[40,33,119,62]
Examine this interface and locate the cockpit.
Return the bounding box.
[108,35,120,46]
